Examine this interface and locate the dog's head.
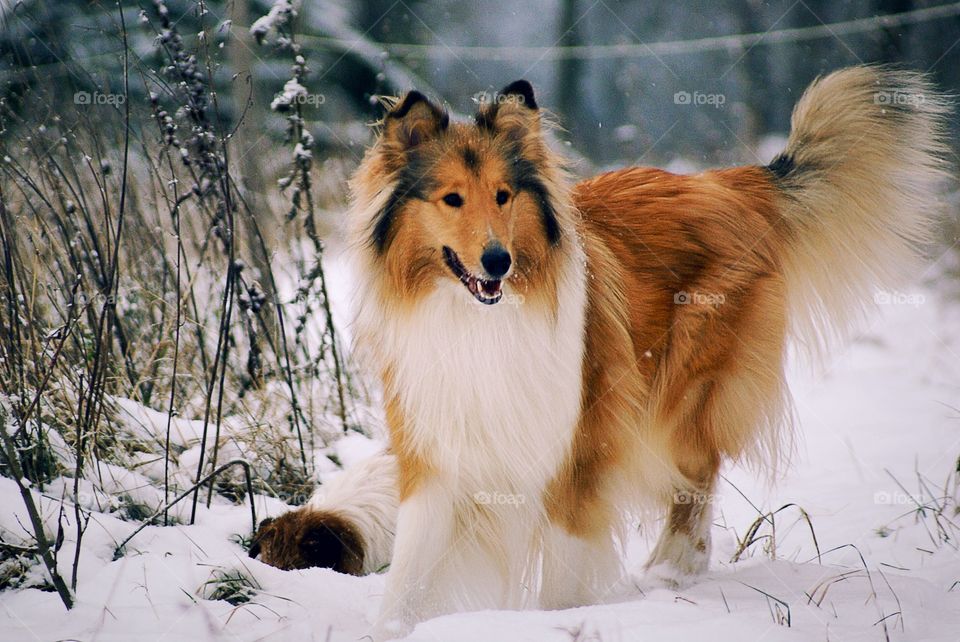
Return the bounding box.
[248,509,365,575]
[351,80,571,308]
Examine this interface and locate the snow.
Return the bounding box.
[2,268,960,641]
[249,0,296,46]
[271,79,308,112]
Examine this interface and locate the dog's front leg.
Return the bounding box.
[372,476,455,640]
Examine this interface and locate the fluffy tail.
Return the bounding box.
[308,452,398,574]
[250,452,399,574]
[768,65,952,355]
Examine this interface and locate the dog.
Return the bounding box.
[252,66,949,638]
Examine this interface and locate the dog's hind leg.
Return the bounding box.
[640,274,789,589]
[642,452,719,586]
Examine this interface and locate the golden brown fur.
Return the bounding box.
[548,165,790,543]
[250,510,365,575]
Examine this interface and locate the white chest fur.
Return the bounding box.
[358,246,588,503]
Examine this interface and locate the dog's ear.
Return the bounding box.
[382,90,449,151]
[497,80,538,110]
[476,80,540,136]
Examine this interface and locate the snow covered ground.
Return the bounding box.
[2,250,960,641]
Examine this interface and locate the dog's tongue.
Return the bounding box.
[480,279,501,296]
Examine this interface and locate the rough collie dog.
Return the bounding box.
[252,66,949,638]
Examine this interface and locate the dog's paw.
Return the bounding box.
[636,562,689,591]
[611,563,695,599]
[249,508,366,574]
[367,617,413,642]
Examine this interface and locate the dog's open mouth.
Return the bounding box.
[442,246,503,305]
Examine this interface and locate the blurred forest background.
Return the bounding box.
[4,0,960,171]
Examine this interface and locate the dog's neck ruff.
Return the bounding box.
[355,237,588,498]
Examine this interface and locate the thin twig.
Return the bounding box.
[115,458,257,558]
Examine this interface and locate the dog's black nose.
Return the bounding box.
[480,245,512,279]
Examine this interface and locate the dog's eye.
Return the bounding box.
[442,193,463,208]
[496,190,510,206]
